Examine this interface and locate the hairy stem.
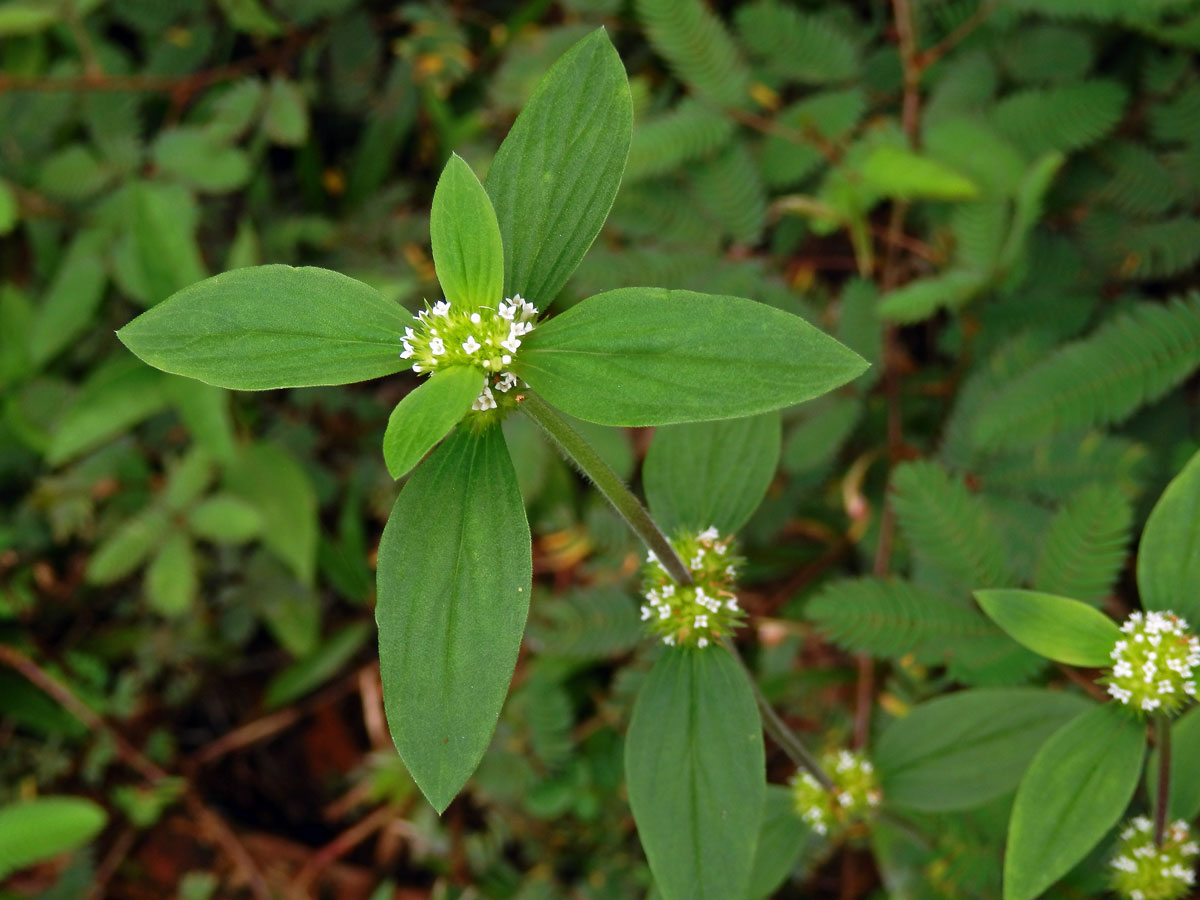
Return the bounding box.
[518,392,834,789]
[1155,715,1171,846]
[723,637,835,790]
[519,391,692,585]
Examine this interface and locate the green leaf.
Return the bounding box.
[153,127,251,193]
[875,688,1092,812]
[643,412,780,535]
[0,179,17,234]
[30,231,108,367]
[1138,447,1200,621]
[383,367,483,480]
[264,621,372,709]
[47,358,167,466]
[877,270,987,324]
[263,76,309,146]
[860,145,979,201]
[145,532,197,617]
[485,29,633,309]
[746,785,820,900]
[187,494,263,544]
[626,647,764,900]
[376,425,532,812]
[226,443,318,585]
[127,181,207,307]
[518,288,867,426]
[0,797,107,879]
[118,265,411,390]
[0,1,58,35]
[975,589,1120,666]
[430,154,505,311]
[165,378,237,464]
[164,449,215,512]
[1004,703,1144,900]
[86,509,169,585]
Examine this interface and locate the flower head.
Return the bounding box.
[400,295,539,417]
[1104,611,1199,716]
[1110,817,1198,900]
[790,749,882,837]
[640,528,744,649]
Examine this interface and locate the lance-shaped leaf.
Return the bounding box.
[485,28,633,309]
[643,412,781,535]
[431,154,504,310]
[383,367,484,479]
[1138,446,1200,621]
[875,688,1092,812]
[376,426,531,813]
[974,589,1120,667]
[517,288,867,426]
[1004,703,1144,900]
[118,265,411,390]
[626,647,765,900]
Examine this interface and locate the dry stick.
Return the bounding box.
[0,644,273,900]
[291,803,408,893]
[1155,715,1172,846]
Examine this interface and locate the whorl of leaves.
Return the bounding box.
[992,80,1127,156]
[625,98,736,182]
[733,0,858,84]
[635,0,750,108]
[1034,483,1134,604]
[971,293,1200,449]
[806,577,994,662]
[891,460,1012,592]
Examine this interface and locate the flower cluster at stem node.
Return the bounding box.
[790,749,882,837]
[1110,817,1198,900]
[400,295,538,418]
[640,527,744,649]
[1104,611,1199,715]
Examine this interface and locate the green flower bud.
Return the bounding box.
[1110,817,1198,900]
[1103,611,1199,716]
[790,749,882,837]
[640,528,744,649]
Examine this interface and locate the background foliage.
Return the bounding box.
[2,0,1200,897]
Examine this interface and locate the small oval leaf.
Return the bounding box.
[431,154,505,311]
[1138,447,1200,622]
[975,589,1120,667]
[382,367,483,479]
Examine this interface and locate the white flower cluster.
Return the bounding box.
[1111,817,1198,900]
[640,527,743,649]
[791,749,882,837]
[399,296,538,412]
[1105,611,1200,715]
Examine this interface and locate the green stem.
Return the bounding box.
[723,637,835,791]
[519,391,692,586]
[1155,715,1171,846]
[519,391,835,791]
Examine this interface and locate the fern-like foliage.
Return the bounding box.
[624,98,736,182]
[1034,483,1134,604]
[760,88,865,189]
[734,0,858,84]
[891,460,1013,592]
[978,432,1148,501]
[992,80,1127,156]
[806,577,994,662]
[636,0,749,108]
[1108,215,1200,280]
[524,587,641,659]
[608,178,723,247]
[690,141,767,244]
[971,293,1200,449]
[878,270,986,324]
[1000,24,1095,85]
[1095,140,1180,218]
[995,0,1127,21]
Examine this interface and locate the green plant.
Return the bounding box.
[116,29,866,899]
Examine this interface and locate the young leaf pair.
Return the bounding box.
[974,447,1200,900]
[116,28,868,832]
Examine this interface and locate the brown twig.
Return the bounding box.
[290,804,409,894]
[0,644,272,900]
[915,3,995,71]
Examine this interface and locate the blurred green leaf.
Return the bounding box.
[0,797,107,879]
[264,620,372,709]
[187,494,263,544]
[145,532,197,616]
[263,76,309,146]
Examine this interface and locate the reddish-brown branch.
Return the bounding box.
[0,644,272,900]
[291,803,409,893]
[916,3,995,71]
